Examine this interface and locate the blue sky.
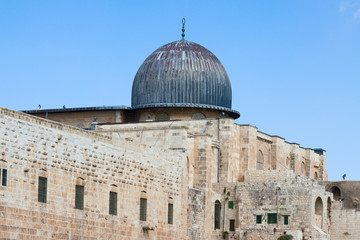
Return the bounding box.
[1,1,359,180]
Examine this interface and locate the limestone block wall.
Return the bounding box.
[0,107,187,240]
[236,124,327,181]
[212,171,332,240]
[329,202,360,240]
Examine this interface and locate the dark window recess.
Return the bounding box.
[109,191,117,215]
[256,215,262,224]
[214,201,221,230]
[228,201,234,209]
[229,219,235,231]
[140,198,147,221]
[168,203,173,224]
[268,213,277,224]
[284,215,289,225]
[38,177,47,203]
[75,185,84,210]
[2,168,7,186]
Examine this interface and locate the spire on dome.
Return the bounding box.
[181,18,186,40]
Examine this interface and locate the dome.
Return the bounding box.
[131,40,239,118]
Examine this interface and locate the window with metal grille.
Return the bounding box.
[38,177,47,203]
[256,215,262,224]
[75,185,84,210]
[229,219,235,231]
[140,198,147,221]
[155,112,170,121]
[283,215,289,225]
[192,112,206,120]
[228,201,234,209]
[168,203,173,224]
[267,213,277,224]
[214,200,221,230]
[1,168,7,186]
[109,191,117,215]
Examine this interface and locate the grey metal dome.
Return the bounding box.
[131,40,239,118]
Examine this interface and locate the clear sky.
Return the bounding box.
[1,1,359,181]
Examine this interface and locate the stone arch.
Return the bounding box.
[256,150,264,170]
[214,200,221,230]
[330,186,341,201]
[314,197,323,228]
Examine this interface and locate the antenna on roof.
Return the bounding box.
[181,18,186,40]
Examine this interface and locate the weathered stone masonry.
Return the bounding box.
[0,107,187,240]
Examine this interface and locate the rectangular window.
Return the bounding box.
[229,219,235,231]
[267,213,277,224]
[2,168,7,186]
[38,177,47,203]
[140,198,147,221]
[256,215,262,224]
[109,191,117,215]
[283,215,289,225]
[75,185,84,210]
[228,201,234,209]
[168,203,173,224]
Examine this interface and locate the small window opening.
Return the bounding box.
[75,185,84,210]
[283,215,289,225]
[1,168,7,186]
[229,219,235,231]
[140,198,147,221]
[109,191,117,215]
[256,215,262,224]
[228,201,234,209]
[214,200,221,230]
[38,177,47,203]
[168,203,173,224]
[267,213,277,224]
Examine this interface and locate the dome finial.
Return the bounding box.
[181,18,186,40]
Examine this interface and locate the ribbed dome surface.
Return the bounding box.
[131,40,234,112]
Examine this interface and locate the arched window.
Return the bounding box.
[301,162,305,174]
[286,157,290,167]
[214,200,221,230]
[192,112,206,120]
[155,112,170,121]
[314,172,318,180]
[331,186,341,201]
[315,197,323,215]
[256,150,264,170]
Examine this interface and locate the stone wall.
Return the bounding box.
[212,171,332,240]
[0,107,187,240]
[329,202,360,240]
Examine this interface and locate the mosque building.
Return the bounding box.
[1,20,359,240]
